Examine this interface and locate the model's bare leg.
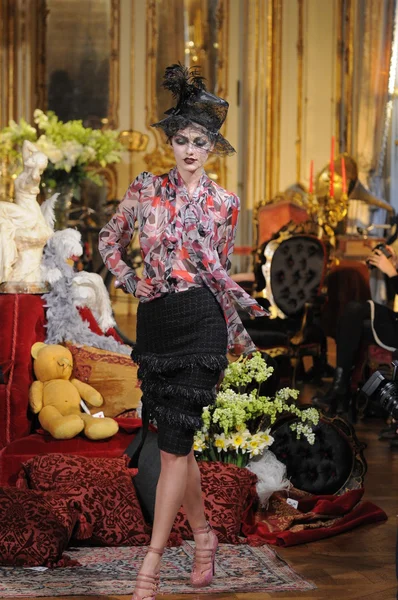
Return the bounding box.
[134,450,189,593]
[182,450,214,544]
[182,449,218,586]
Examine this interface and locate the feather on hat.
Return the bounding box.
[152,63,235,155]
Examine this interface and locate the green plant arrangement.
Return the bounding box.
[193,352,320,467]
[0,109,123,192]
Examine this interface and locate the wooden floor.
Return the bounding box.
[27,333,398,600]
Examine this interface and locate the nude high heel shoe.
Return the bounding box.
[131,547,163,600]
[190,522,218,587]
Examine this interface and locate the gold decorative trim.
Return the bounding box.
[265,0,274,201]
[33,0,48,113]
[244,0,267,221]
[335,0,343,149]
[129,0,135,183]
[265,0,283,201]
[335,0,354,153]
[296,0,304,182]
[274,0,283,194]
[109,0,120,128]
[345,0,354,154]
[6,0,18,122]
[0,1,3,125]
[20,0,28,119]
[144,0,229,184]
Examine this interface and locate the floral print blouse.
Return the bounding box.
[99,167,267,354]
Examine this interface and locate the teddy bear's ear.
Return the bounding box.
[31,342,47,359]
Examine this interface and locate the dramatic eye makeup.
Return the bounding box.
[174,136,188,145]
[173,135,210,149]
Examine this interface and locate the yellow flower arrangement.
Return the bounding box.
[194,352,319,467]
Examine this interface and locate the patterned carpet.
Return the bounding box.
[0,542,315,597]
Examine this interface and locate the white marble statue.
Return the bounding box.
[0,140,58,289]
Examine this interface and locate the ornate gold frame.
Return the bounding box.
[34,0,120,128]
[144,0,229,185]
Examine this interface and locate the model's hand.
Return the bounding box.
[135,279,153,298]
[367,249,398,277]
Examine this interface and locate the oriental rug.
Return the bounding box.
[0,542,315,597]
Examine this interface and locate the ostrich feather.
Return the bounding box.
[162,63,205,102]
[40,193,59,230]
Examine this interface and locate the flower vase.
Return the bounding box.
[52,185,74,230]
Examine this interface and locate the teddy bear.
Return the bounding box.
[29,342,119,440]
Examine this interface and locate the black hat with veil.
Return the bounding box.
[151,63,236,155]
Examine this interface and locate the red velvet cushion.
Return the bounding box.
[0,488,80,566]
[0,423,139,486]
[172,461,258,544]
[19,453,134,488]
[19,454,151,546]
[0,295,46,449]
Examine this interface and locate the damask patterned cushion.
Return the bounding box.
[172,461,258,544]
[65,343,142,418]
[19,453,133,488]
[19,454,151,546]
[0,488,80,566]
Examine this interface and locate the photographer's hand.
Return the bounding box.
[367,249,398,277]
[386,245,398,269]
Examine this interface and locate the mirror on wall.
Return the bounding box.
[44,0,118,128]
[155,0,221,121]
[146,0,228,182]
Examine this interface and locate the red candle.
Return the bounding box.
[309,160,314,193]
[341,156,347,196]
[329,136,335,197]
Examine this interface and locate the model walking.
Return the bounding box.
[99,64,267,600]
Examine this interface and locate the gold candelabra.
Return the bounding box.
[307,191,348,233]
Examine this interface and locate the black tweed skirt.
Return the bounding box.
[131,286,228,456]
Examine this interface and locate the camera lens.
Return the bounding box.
[378,381,398,420]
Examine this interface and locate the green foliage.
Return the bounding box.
[0,110,123,191]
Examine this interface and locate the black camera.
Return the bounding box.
[366,243,392,270]
[361,360,398,419]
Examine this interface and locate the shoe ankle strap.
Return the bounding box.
[192,522,211,535]
[148,546,164,556]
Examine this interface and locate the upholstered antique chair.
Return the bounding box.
[240,224,329,385]
[271,411,367,495]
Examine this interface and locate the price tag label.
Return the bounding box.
[286,498,299,509]
[93,411,105,419]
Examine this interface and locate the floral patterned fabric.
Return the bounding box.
[99,167,267,354]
